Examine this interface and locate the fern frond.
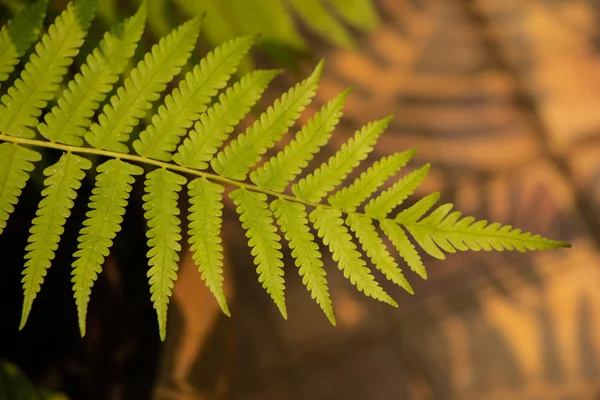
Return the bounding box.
[310,207,397,307]
[346,214,413,294]
[85,16,201,152]
[250,89,349,192]
[38,3,147,146]
[329,150,415,212]
[0,0,97,139]
[396,192,441,223]
[0,143,41,235]
[364,164,430,218]
[20,153,91,329]
[173,70,280,169]
[293,116,392,203]
[231,188,287,318]
[71,159,143,336]
[133,36,254,161]
[212,61,323,180]
[398,204,571,261]
[271,199,334,324]
[143,168,187,341]
[380,220,427,279]
[0,0,47,85]
[188,177,229,316]
[0,4,572,339]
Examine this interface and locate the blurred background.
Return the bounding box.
[0,0,598,399]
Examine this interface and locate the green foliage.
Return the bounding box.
[21,153,91,329]
[143,168,187,341]
[38,2,147,146]
[0,0,97,138]
[232,188,287,318]
[72,159,143,336]
[0,359,69,400]
[133,35,255,161]
[0,143,40,235]
[188,178,229,316]
[292,116,391,203]
[85,13,201,152]
[271,199,334,324]
[211,61,323,180]
[0,1,570,340]
[0,0,47,85]
[171,0,377,52]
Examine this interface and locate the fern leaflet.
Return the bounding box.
[72,159,143,336]
[310,208,397,307]
[0,0,47,85]
[380,220,427,279]
[231,189,287,318]
[0,143,41,235]
[329,150,415,212]
[346,214,413,294]
[396,192,441,223]
[85,16,201,152]
[212,61,323,180]
[173,69,280,169]
[293,116,392,203]
[20,153,91,328]
[133,36,254,161]
[271,199,334,324]
[144,168,187,341]
[250,89,349,192]
[0,0,97,138]
[38,3,147,146]
[188,177,229,316]
[364,164,430,218]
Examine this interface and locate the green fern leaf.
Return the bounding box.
[309,207,397,307]
[0,0,47,85]
[0,0,97,139]
[329,150,415,212]
[396,192,441,223]
[38,3,147,146]
[188,177,230,316]
[293,116,391,203]
[133,36,254,161]
[20,153,91,329]
[250,89,349,192]
[144,168,187,341]
[364,164,430,218]
[380,219,427,279]
[173,70,280,169]
[271,199,334,324]
[0,143,41,235]
[230,188,287,318]
[346,214,413,294]
[212,61,323,180]
[399,204,571,261]
[71,159,143,336]
[85,16,201,152]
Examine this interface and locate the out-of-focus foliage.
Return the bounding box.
[0,360,69,400]
[1,0,380,66]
